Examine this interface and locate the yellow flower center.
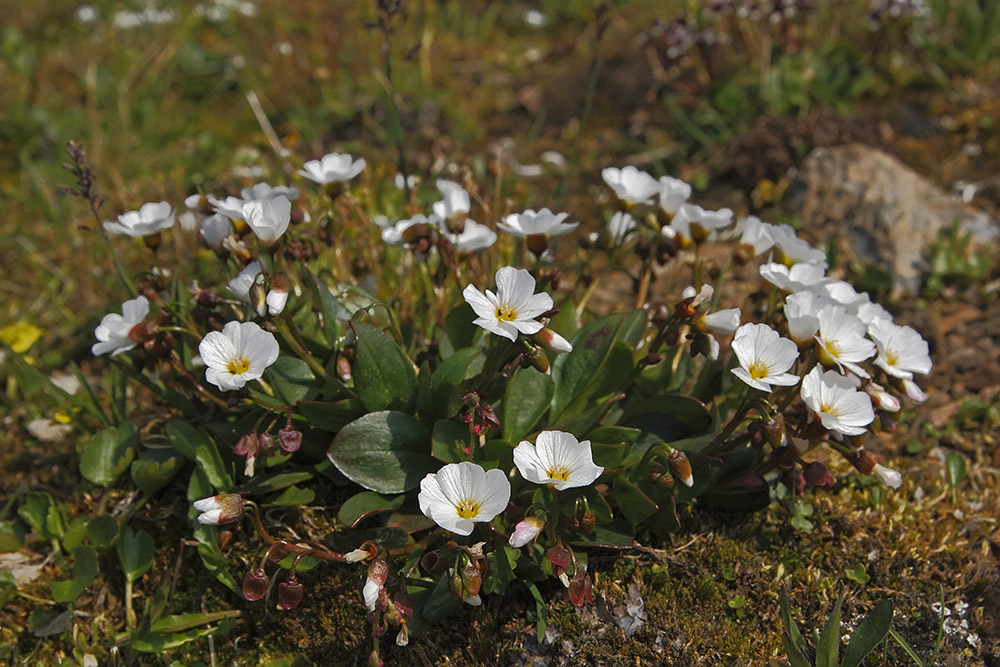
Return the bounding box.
[227,356,251,375]
[748,361,769,380]
[546,465,570,482]
[886,350,898,366]
[455,499,480,520]
[495,305,518,322]
[819,403,838,417]
[823,340,840,359]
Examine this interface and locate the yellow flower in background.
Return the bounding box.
[0,321,43,354]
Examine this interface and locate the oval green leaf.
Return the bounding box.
[327,411,436,493]
[351,322,418,413]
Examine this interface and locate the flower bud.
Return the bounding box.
[278,427,303,454]
[901,378,927,403]
[865,382,901,412]
[852,448,879,475]
[127,322,155,344]
[393,590,414,619]
[277,576,304,610]
[547,546,571,572]
[532,327,573,353]
[525,345,550,374]
[580,510,596,535]
[193,494,245,525]
[249,282,268,318]
[363,557,389,612]
[509,517,545,548]
[267,273,290,316]
[764,412,787,449]
[143,231,163,251]
[461,563,482,600]
[196,289,221,309]
[258,432,275,455]
[873,463,902,489]
[567,566,594,606]
[668,449,694,487]
[803,461,835,490]
[218,529,234,549]
[243,567,270,602]
[324,181,345,200]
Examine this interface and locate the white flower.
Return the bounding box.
[199,213,234,249]
[784,291,833,343]
[444,219,497,253]
[298,152,366,184]
[394,173,419,190]
[771,224,828,267]
[873,463,902,489]
[514,430,604,490]
[670,204,733,243]
[417,461,511,536]
[815,306,876,378]
[857,302,893,328]
[657,175,692,216]
[228,261,264,302]
[602,166,660,206]
[730,323,800,391]
[607,212,637,244]
[820,281,871,312]
[699,308,741,335]
[497,208,578,238]
[362,577,382,611]
[759,261,830,292]
[266,290,288,317]
[103,201,175,237]
[381,215,432,247]
[199,321,280,391]
[509,517,544,548]
[242,196,291,244]
[432,179,471,221]
[868,319,932,379]
[208,195,247,222]
[462,266,553,342]
[240,182,299,202]
[92,296,150,356]
[800,366,875,436]
[739,216,775,256]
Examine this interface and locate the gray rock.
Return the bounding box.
[787,144,997,294]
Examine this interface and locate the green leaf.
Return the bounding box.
[945,451,967,488]
[296,398,366,433]
[551,311,646,420]
[779,585,805,651]
[130,453,184,496]
[484,544,519,595]
[782,632,812,667]
[501,367,554,442]
[187,469,239,595]
[166,421,233,493]
[266,357,316,406]
[621,396,713,446]
[305,266,352,347]
[0,571,16,606]
[444,302,478,351]
[62,517,88,550]
[327,411,436,493]
[237,470,315,495]
[79,424,138,487]
[87,515,119,550]
[118,526,155,584]
[422,573,461,622]
[432,419,470,463]
[18,492,55,540]
[525,580,548,643]
[0,522,25,553]
[842,600,893,667]
[337,492,405,527]
[425,346,481,423]
[50,546,98,603]
[845,563,870,586]
[351,321,418,413]
[568,517,635,550]
[612,476,659,525]
[264,485,315,507]
[816,590,845,667]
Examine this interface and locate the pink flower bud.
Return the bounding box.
[193,494,245,525]
[243,567,270,602]
[668,449,694,487]
[532,327,573,353]
[278,427,302,454]
[873,463,902,489]
[509,517,545,548]
[901,378,927,403]
[277,576,304,610]
[865,382,901,412]
[567,565,595,606]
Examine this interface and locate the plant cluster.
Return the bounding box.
[3,138,935,660]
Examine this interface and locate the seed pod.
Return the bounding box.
[242,567,270,602]
[277,576,304,610]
